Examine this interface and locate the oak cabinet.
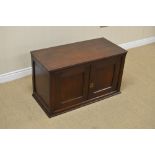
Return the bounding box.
[31,38,127,117]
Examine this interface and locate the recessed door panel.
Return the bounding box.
[95,65,114,91]
[53,65,89,110]
[89,56,121,98]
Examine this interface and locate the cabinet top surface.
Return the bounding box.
[31,38,127,71]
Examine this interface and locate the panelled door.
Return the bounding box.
[53,65,90,111]
[53,56,122,111]
[88,56,121,98]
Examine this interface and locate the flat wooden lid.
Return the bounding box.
[31,38,127,71]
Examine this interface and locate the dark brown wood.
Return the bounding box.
[53,64,90,111]
[31,37,127,117]
[31,38,126,71]
[88,56,121,98]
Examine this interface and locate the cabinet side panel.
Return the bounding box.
[31,59,36,93]
[33,61,50,108]
[117,54,127,91]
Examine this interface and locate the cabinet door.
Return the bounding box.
[53,65,90,111]
[88,56,121,98]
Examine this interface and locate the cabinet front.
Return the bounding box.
[88,56,121,98]
[53,65,89,111]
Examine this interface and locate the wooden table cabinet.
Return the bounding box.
[31,38,127,117]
